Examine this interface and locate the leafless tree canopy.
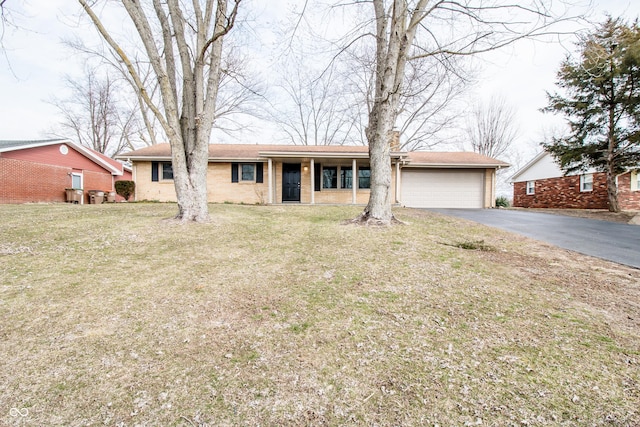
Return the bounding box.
[78,0,242,222]
[50,67,140,157]
[465,96,518,160]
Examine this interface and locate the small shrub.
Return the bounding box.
[495,196,510,208]
[115,180,135,201]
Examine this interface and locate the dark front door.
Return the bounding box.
[282,163,301,202]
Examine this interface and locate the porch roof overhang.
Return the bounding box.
[258,150,407,162]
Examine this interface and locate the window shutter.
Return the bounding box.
[256,163,263,183]
[151,162,159,182]
[231,163,239,183]
[314,163,321,191]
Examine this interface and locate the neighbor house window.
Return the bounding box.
[323,166,338,189]
[340,168,353,189]
[526,181,535,195]
[580,174,593,192]
[161,162,174,180]
[241,164,255,182]
[71,173,83,189]
[358,167,371,189]
[634,171,640,191]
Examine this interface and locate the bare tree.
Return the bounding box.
[50,67,140,157]
[212,45,265,136]
[346,0,575,225]
[273,59,357,145]
[78,0,241,222]
[389,55,470,151]
[464,96,518,159]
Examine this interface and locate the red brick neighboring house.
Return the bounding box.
[511,151,640,210]
[0,139,132,204]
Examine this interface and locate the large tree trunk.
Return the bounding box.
[606,97,620,213]
[172,138,210,222]
[354,130,395,225]
[352,0,428,226]
[606,170,620,212]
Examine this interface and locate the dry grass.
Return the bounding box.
[1,203,638,426]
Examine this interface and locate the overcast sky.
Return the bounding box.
[1,0,639,161]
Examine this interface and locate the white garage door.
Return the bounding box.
[401,169,485,208]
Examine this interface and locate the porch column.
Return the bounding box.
[310,158,315,204]
[268,158,273,204]
[395,161,401,204]
[352,159,357,204]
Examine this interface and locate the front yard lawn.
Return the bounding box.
[1,204,638,426]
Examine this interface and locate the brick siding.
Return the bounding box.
[134,161,386,204]
[1,157,119,204]
[618,173,640,210]
[514,171,640,210]
[0,158,73,203]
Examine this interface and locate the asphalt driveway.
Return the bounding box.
[431,209,640,269]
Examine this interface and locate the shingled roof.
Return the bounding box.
[405,151,510,168]
[117,143,373,160]
[0,138,130,175]
[117,143,509,168]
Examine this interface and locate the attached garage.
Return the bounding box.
[401,168,485,208]
[400,152,510,209]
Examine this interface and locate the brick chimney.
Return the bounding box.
[389,130,400,151]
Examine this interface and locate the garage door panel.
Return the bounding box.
[402,169,484,208]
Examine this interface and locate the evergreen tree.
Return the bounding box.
[543,17,640,212]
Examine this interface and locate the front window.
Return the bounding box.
[241,164,255,181]
[340,168,353,189]
[358,167,371,189]
[580,174,593,192]
[526,181,535,195]
[162,162,174,180]
[323,166,338,189]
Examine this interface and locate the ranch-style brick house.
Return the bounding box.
[510,151,640,210]
[117,143,509,209]
[0,139,132,204]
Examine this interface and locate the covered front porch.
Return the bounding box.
[260,149,404,205]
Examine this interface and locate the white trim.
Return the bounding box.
[133,164,137,201]
[71,172,84,204]
[395,161,401,203]
[510,151,549,182]
[580,173,593,192]
[310,158,315,204]
[352,159,357,204]
[267,159,273,204]
[526,181,535,195]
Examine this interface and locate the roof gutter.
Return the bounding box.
[404,163,510,169]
